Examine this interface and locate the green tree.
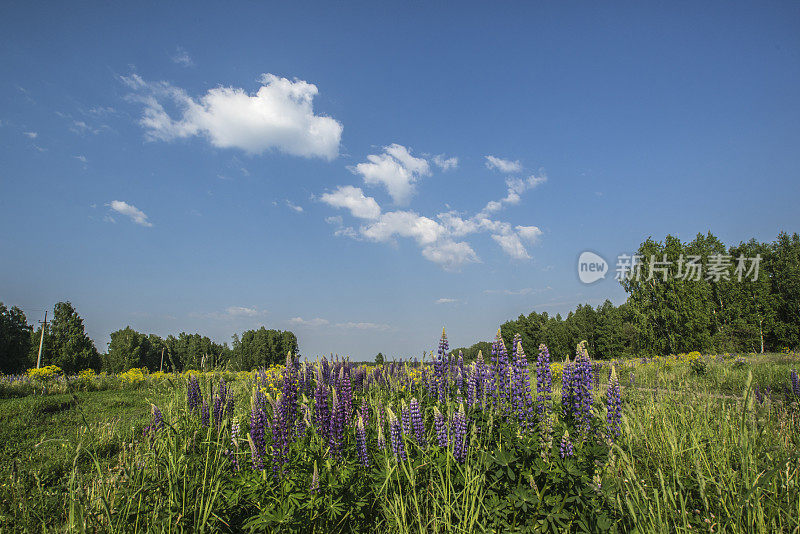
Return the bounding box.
[0,303,33,374]
[375,352,385,365]
[230,327,298,370]
[32,302,100,373]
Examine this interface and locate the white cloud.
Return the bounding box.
[361,210,444,246]
[353,144,430,205]
[432,154,458,171]
[285,200,304,213]
[321,185,381,219]
[23,131,37,139]
[108,200,153,227]
[171,46,194,67]
[516,225,543,243]
[73,155,88,163]
[123,73,343,160]
[226,306,265,317]
[491,233,530,260]
[289,317,329,327]
[485,155,522,173]
[334,322,391,331]
[480,173,547,215]
[436,298,460,304]
[421,240,480,270]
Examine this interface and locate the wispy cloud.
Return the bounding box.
[225,306,266,317]
[122,72,342,160]
[107,200,153,227]
[171,46,194,67]
[485,155,522,173]
[285,200,304,213]
[289,317,329,327]
[73,155,88,163]
[334,321,392,331]
[23,131,37,139]
[432,154,458,171]
[435,297,461,304]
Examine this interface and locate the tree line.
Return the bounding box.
[453,231,799,362]
[0,301,298,374]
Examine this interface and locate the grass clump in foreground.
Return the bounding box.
[1,338,799,532]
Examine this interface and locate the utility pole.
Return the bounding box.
[159,348,165,373]
[36,310,48,369]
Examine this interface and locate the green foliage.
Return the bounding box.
[375,352,385,365]
[30,302,100,373]
[0,303,33,374]
[230,327,298,370]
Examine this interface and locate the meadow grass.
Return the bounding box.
[1,352,798,532]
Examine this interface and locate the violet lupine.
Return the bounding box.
[339,367,353,424]
[375,401,386,450]
[433,406,448,448]
[512,341,535,431]
[387,407,407,462]
[213,379,228,428]
[791,369,800,398]
[270,394,289,475]
[436,328,450,403]
[572,341,595,433]
[201,400,210,427]
[466,365,477,408]
[328,390,345,459]
[537,344,553,414]
[225,417,241,470]
[401,400,412,437]
[606,366,622,442]
[355,415,369,467]
[559,431,573,459]
[314,370,331,443]
[456,351,465,392]
[249,394,267,470]
[451,404,468,463]
[143,404,166,437]
[187,375,203,413]
[491,330,510,404]
[410,397,426,447]
[561,353,575,418]
[359,397,370,429]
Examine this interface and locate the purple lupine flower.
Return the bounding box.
[754,384,764,404]
[572,341,595,433]
[328,389,345,459]
[270,394,289,475]
[375,401,386,450]
[561,353,575,418]
[433,406,448,448]
[537,344,553,413]
[225,417,241,470]
[791,369,800,398]
[213,379,228,428]
[187,375,203,413]
[512,341,535,431]
[451,404,468,463]
[387,407,406,462]
[606,366,622,442]
[401,400,412,437]
[152,404,164,429]
[355,415,369,467]
[490,330,510,404]
[559,431,573,458]
[466,365,477,408]
[314,370,331,443]
[249,395,267,470]
[410,397,426,447]
[339,367,353,424]
[201,400,210,427]
[436,328,450,403]
[359,397,370,428]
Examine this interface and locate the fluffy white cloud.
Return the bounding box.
[361,210,444,246]
[289,317,329,326]
[432,154,458,171]
[123,73,342,160]
[485,155,522,173]
[353,144,430,205]
[422,240,480,270]
[491,233,530,260]
[23,131,37,139]
[481,173,547,214]
[436,298,460,304]
[516,225,543,243]
[321,185,381,219]
[108,200,153,227]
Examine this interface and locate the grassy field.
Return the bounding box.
[1,350,799,532]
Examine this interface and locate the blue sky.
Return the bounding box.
[1,1,798,359]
